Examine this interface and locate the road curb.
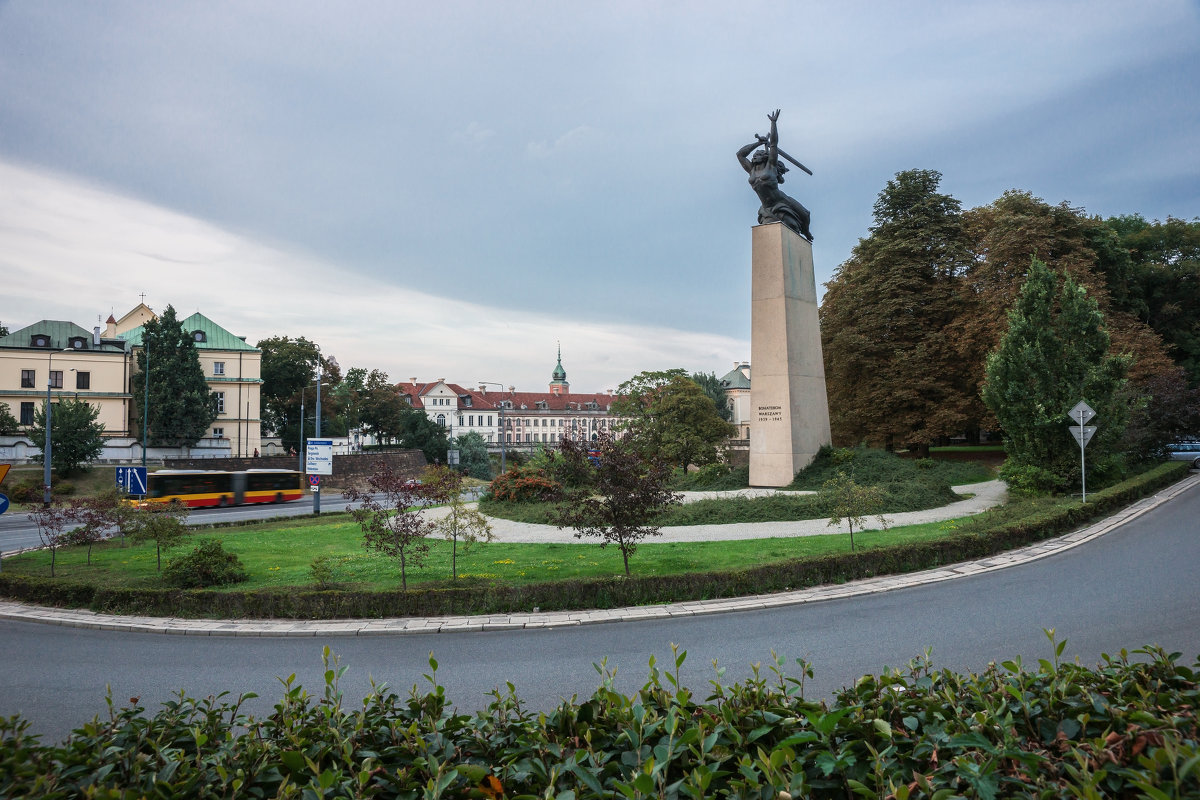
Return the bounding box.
[1,474,1196,637]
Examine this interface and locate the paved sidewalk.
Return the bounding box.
[464,480,1008,544]
[0,476,1194,637]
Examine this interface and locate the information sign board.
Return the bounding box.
[115,466,148,494]
[305,439,334,475]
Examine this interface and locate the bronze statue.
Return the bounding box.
[737,109,813,241]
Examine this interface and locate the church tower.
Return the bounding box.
[549,342,570,395]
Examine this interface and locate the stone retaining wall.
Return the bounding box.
[163,450,427,489]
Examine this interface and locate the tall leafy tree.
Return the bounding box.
[1103,215,1200,386]
[257,335,322,442]
[30,397,105,475]
[821,169,972,452]
[982,259,1129,491]
[953,193,1175,430]
[133,305,216,447]
[690,371,732,421]
[611,369,736,471]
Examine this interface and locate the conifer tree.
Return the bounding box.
[133,305,217,447]
[983,259,1129,491]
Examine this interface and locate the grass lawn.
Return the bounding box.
[4,512,969,592]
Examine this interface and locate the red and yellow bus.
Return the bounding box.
[143,469,305,507]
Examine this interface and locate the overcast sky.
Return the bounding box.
[2,1,1197,392]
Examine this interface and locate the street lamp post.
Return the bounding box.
[478,381,509,473]
[43,348,70,507]
[141,338,149,470]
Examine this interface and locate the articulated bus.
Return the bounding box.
[143,469,306,508]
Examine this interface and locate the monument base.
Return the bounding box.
[748,223,832,487]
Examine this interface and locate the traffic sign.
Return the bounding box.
[1068,425,1097,448]
[0,464,10,487]
[308,474,321,486]
[1068,401,1096,425]
[116,466,148,494]
[305,439,334,475]
[0,493,9,515]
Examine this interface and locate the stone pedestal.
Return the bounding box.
[749,223,832,486]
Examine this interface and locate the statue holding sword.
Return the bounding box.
[736,109,813,241]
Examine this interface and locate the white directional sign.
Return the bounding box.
[305,439,334,475]
[1068,425,1097,448]
[1069,401,1096,425]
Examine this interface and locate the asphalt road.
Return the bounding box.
[1,482,1198,744]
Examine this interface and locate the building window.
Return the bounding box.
[76,371,90,390]
[193,330,207,342]
[20,370,35,388]
[31,335,49,348]
[20,402,35,425]
[468,415,474,426]
[488,415,493,426]
[215,391,225,413]
[49,370,63,389]
[213,361,225,375]
[506,433,512,443]
[437,414,446,427]
[525,433,531,442]
[212,427,224,438]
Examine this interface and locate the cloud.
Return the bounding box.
[0,160,747,391]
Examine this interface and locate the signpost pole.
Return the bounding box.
[1078,408,1087,503]
[314,366,322,515]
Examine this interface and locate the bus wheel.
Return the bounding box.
[218,496,229,508]
[275,492,284,503]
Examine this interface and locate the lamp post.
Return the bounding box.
[141,337,149,470]
[43,348,70,507]
[478,381,508,473]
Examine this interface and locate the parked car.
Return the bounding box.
[1166,441,1200,469]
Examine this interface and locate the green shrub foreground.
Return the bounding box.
[3,637,1197,798]
[0,462,1187,620]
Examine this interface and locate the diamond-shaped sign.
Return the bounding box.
[1068,401,1096,425]
[1069,425,1097,448]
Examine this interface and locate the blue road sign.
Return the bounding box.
[0,493,9,515]
[116,466,148,494]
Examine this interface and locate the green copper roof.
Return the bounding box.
[0,320,127,352]
[719,364,751,389]
[551,342,567,382]
[121,312,258,351]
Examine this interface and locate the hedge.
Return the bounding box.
[2,641,1197,797]
[0,462,1189,619]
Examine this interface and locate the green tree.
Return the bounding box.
[820,169,972,453]
[29,397,105,476]
[820,471,888,552]
[982,259,1130,491]
[611,369,736,471]
[1103,215,1200,386]
[424,465,493,581]
[0,402,19,434]
[394,403,450,465]
[356,370,408,443]
[451,431,492,479]
[690,371,732,421]
[551,432,681,576]
[256,336,326,443]
[133,305,217,447]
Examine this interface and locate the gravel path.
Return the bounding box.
[431,480,1007,544]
